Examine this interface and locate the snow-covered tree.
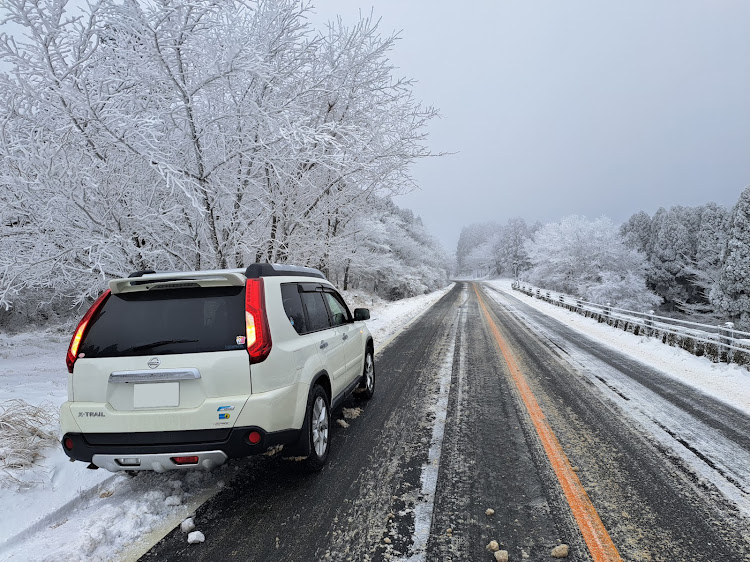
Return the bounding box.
[647,206,702,310]
[710,187,750,328]
[455,218,536,277]
[683,203,729,312]
[0,0,444,316]
[492,218,535,276]
[620,211,653,256]
[622,204,729,314]
[456,223,493,273]
[525,215,660,310]
[333,198,447,299]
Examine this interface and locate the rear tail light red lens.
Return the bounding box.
[63,437,74,451]
[171,456,199,465]
[66,289,111,373]
[245,279,272,364]
[248,431,262,444]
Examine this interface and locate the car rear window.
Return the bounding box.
[79,286,246,358]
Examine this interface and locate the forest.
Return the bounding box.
[457,187,750,328]
[0,0,448,327]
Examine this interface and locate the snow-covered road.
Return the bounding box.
[478,282,750,560]
[485,281,750,517]
[142,282,750,561]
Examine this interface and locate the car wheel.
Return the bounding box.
[357,349,375,400]
[304,385,330,471]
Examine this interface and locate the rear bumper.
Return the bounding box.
[92,450,228,473]
[61,425,301,469]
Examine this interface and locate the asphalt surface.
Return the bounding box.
[142,284,463,561]
[480,284,750,561]
[141,282,750,561]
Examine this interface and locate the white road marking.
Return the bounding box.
[396,287,466,561]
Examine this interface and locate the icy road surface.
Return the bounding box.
[2,281,750,560]
[142,282,750,561]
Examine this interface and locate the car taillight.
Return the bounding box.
[171,456,199,465]
[66,289,111,373]
[245,279,272,364]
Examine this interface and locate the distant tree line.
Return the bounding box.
[0,0,448,326]
[457,186,750,327]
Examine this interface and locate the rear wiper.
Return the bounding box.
[121,339,198,353]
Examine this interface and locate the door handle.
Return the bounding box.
[320,341,329,349]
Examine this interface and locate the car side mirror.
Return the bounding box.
[354,308,370,321]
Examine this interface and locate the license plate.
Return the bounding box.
[133,382,179,408]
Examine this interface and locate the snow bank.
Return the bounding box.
[486,279,750,414]
[350,285,453,352]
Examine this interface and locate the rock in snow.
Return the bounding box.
[181,518,196,533]
[165,495,182,506]
[485,508,495,516]
[342,407,362,420]
[551,543,570,558]
[495,550,510,562]
[486,540,500,552]
[187,531,205,544]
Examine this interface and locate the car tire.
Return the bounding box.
[357,349,375,400]
[304,385,330,471]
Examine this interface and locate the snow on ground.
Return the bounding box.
[486,279,750,415]
[0,284,453,561]
[343,284,454,353]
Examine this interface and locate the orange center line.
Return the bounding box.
[474,285,622,562]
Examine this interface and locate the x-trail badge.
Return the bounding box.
[147,357,160,369]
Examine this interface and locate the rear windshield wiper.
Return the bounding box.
[121,339,198,353]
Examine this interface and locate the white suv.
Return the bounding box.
[60,264,374,472]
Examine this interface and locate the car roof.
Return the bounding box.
[109,264,328,294]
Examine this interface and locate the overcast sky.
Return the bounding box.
[3,1,749,251]
[307,1,750,250]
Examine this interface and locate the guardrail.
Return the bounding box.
[511,281,750,367]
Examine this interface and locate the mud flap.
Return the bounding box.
[283,415,311,457]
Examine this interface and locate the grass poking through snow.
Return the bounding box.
[0,399,58,484]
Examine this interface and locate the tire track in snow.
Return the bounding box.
[425,285,571,560]
[486,285,750,517]
[481,283,750,560]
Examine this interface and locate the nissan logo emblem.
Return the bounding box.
[147,357,160,369]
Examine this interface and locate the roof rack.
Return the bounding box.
[245,263,325,280]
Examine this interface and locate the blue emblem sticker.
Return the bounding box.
[219,413,231,420]
[217,405,235,412]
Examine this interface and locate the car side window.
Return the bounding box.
[323,291,351,327]
[300,289,331,332]
[281,283,308,335]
